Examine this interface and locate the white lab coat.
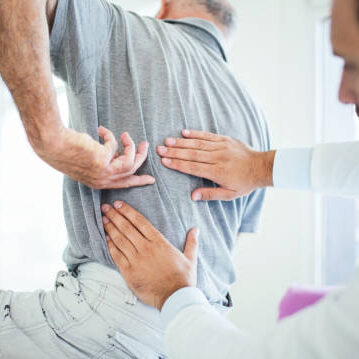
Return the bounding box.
[165,142,359,359]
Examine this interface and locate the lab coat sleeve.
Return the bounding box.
[164,270,359,359]
[273,142,359,197]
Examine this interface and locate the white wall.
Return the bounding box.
[0,0,331,336]
[227,0,330,334]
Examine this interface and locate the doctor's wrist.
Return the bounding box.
[252,150,276,189]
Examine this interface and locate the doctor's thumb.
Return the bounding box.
[184,228,200,264]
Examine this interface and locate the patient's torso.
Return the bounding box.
[50,0,270,305]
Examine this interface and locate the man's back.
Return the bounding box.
[51,0,270,306]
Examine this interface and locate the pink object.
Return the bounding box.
[278,285,335,321]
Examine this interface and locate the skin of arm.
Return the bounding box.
[101,202,199,310]
[0,0,154,190]
[157,130,276,201]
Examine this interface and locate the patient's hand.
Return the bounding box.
[0,0,153,191]
[157,130,276,200]
[39,126,155,190]
[101,202,199,310]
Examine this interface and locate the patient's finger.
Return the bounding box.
[157,146,215,163]
[110,141,150,177]
[164,138,218,151]
[132,141,150,173]
[161,158,215,181]
[112,201,165,242]
[117,132,136,172]
[102,206,144,249]
[113,175,155,189]
[182,130,225,142]
[92,175,155,190]
[98,126,119,159]
[107,238,131,270]
[109,174,155,186]
[192,188,238,202]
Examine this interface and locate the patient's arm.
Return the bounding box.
[0,0,154,189]
[0,0,60,150]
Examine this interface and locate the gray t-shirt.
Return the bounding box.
[50,0,270,306]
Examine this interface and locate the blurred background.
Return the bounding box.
[0,0,358,336]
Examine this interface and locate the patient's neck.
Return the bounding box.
[157,7,227,38]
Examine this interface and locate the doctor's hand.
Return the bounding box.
[157,130,276,201]
[38,126,155,190]
[101,202,199,310]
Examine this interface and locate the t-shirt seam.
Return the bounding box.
[50,0,69,55]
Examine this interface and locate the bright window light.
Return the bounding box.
[0,79,68,291]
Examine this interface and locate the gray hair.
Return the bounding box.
[197,0,237,31]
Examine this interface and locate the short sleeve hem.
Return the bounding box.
[50,0,69,55]
[238,223,258,233]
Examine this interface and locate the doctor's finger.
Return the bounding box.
[161,158,215,181]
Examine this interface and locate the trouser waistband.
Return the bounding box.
[75,262,131,292]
